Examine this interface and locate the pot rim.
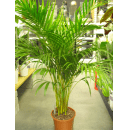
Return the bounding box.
[51,107,76,122]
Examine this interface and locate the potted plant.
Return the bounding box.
[15,27,20,84]
[95,3,113,90]
[15,26,29,77]
[15,0,112,129]
[100,7,113,109]
[19,55,28,76]
[95,38,113,112]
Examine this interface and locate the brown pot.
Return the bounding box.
[51,107,76,130]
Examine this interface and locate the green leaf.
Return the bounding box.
[84,64,87,77]
[65,63,73,70]
[44,69,49,77]
[52,82,56,91]
[102,87,110,97]
[40,68,47,75]
[32,69,42,78]
[83,79,91,96]
[44,82,50,96]
[42,0,44,8]
[88,66,92,83]
[32,79,43,88]
[15,0,113,101]
[35,82,47,95]
[100,6,113,23]
[100,42,107,49]
[15,15,19,24]
[81,64,84,74]
[85,0,88,14]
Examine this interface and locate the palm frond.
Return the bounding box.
[15,0,113,115]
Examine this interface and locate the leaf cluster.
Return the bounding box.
[15,0,113,112]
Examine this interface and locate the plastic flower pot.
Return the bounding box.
[51,107,76,130]
[15,69,18,84]
[19,64,28,76]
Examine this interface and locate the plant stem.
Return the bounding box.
[65,104,67,115]
[61,105,62,114]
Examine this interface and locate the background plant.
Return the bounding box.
[95,5,113,96]
[100,6,113,35]
[15,26,30,66]
[15,0,112,116]
[94,38,113,97]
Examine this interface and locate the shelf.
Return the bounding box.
[97,85,113,121]
[15,68,35,91]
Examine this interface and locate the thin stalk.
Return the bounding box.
[65,102,67,115]
[58,106,60,115]
[61,104,62,114]
[65,86,68,115]
[63,87,66,113]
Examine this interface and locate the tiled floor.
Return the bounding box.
[15,71,113,130]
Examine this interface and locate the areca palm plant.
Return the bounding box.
[15,0,112,116]
[94,39,113,97]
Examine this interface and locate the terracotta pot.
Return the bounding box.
[51,107,76,130]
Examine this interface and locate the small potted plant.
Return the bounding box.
[15,27,20,83]
[15,26,29,77]
[19,56,28,77]
[18,35,29,77]
[15,0,112,129]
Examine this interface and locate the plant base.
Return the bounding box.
[51,107,76,130]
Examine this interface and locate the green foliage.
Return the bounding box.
[15,0,112,115]
[100,6,113,35]
[100,6,113,23]
[15,26,29,65]
[15,15,19,24]
[102,87,110,97]
[99,41,113,60]
[95,39,113,96]
[15,58,18,70]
